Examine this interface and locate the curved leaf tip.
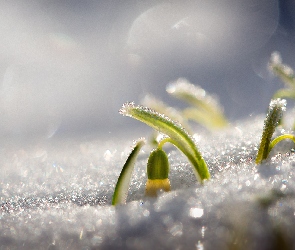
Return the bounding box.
[119,102,210,182]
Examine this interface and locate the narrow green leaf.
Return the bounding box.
[256,99,287,164]
[141,94,192,132]
[166,78,228,129]
[112,138,145,205]
[120,102,210,182]
[273,89,295,99]
[269,52,295,89]
[269,134,295,153]
[183,107,228,129]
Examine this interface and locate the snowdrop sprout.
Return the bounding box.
[141,94,191,131]
[167,78,228,129]
[145,148,171,197]
[256,99,287,164]
[270,52,295,99]
[120,102,210,182]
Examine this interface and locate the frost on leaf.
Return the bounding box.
[119,102,210,182]
[269,51,295,90]
[166,78,228,129]
[166,78,216,108]
[119,102,135,117]
[256,98,287,164]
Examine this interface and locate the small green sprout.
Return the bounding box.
[145,148,171,197]
[112,102,210,205]
[120,102,210,182]
[255,98,294,164]
[167,78,228,129]
[141,78,228,132]
[270,52,295,99]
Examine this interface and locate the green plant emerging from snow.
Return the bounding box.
[255,52,295,164]
[256,98,295,164]
[142,78,228,131]
[167,78,228,129]
[112,102,210,205]
[113,52,295,205]
[269,52,295,131]
[270,52,295,100]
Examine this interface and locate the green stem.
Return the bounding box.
[256,99,286,164]
[158,138,174,149]
[269,134,295,153]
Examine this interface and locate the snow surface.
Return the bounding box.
[1,115,295,249]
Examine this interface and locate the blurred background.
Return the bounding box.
[0,0,294,140]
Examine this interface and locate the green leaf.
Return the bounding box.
[141,94,192,132]
[273,88,295,100]
[166,78,228,129]
[256,99,287,164]
[183,107,227,129]
[112,138,145,205]
[269,52,295,89]
[120,102,210,182]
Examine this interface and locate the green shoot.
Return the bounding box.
[269,52,295,130]
[120,102,210,182]
[270,52,295,96]
[146,148,169,180]
[112,138,145,205]
[145,148,171,197]
[166,78,228,129]
[256,99,287,164]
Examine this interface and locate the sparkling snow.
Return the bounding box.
[1,115,295,249]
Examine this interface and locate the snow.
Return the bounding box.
[1,115,295,249]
